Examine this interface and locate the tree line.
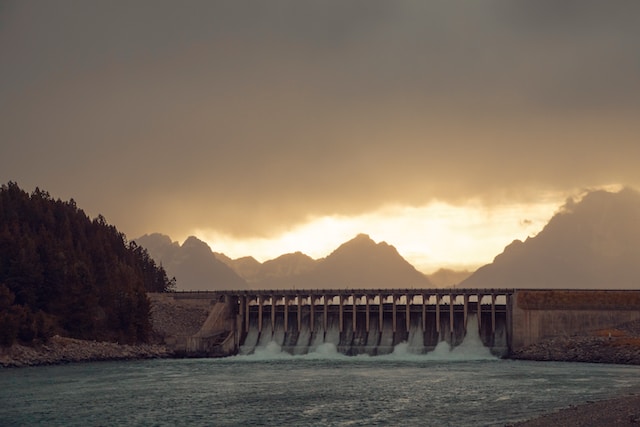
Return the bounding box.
[0,182,175,347]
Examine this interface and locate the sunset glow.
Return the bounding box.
[2,3,639,277]
[192,198,562,273]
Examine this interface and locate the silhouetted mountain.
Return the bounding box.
[215,255,263,283]
[135,234,248,291]
[160,233,432,289]
[134,233,181,263]
[262,252,316,278]
[243,252,318,288]
[280,234,433,289]
[212,251,234,265]
[460,188,640,289]
[426,268,473,288]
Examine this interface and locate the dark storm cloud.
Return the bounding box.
[1,1,639,239]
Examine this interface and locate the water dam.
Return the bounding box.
[237,292,509,356]
[148,288,640,358]
[162,290,510,357]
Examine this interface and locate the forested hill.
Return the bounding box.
[0,182,175,347]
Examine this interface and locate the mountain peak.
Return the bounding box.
[461,187,640,289]
[353,233,373,241]
[134,234,248,291]
[328,233,394,258]
[182,235,210,250]
[135,233,178,249]
[306,234,432,289]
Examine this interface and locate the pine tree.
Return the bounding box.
[0,182,174,346]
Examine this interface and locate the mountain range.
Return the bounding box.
[257,233,433,290]
[136,187,640,291]
[135,233,434,290]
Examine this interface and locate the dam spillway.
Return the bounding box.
[225,289,512,357]
[149,289,640,358]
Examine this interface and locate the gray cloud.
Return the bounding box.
[1,1,639,239]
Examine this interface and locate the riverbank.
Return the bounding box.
[0,335,171,368]
[509,335,640,364]
[1,295,206,368]
[3,317,640,368]
[511,392,640,426]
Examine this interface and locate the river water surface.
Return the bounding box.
[2,341,640,426]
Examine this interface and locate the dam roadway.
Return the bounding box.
[147,288,640,358]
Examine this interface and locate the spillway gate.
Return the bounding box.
[213,288,513,356]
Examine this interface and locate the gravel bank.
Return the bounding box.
[0,335,171,368]
[509,319,640,365]
[510,335,640,365]
[510,393,640,427]
[148,294,210,340]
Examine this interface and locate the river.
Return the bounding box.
[2,341,640,426]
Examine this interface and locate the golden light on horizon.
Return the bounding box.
[3,3,638,271]
[191,198,561,274]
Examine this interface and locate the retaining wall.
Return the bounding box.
[511,290,640,351]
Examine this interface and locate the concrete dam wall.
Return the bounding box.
[149,289,640,358]
[150,290,511,357]
[237,293,510,356]
[511,290,640,351]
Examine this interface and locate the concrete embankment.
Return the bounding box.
[0,335,170,368]
[148,292,211,347]
[148,292,236,357]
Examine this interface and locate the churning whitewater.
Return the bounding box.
[238,315,497,361]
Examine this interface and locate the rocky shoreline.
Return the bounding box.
[3,318,639,368]
[0,335,171,368]
[0,294,209,368]
[3,332,639,368]
[511,392,640,427]
[510,335,640,365]
[510,319,640,365]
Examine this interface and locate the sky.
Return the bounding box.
[1,1,639,273]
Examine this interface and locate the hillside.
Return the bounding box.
[134,234,248,291]
[460,188,640,289]
[0,182,174,347]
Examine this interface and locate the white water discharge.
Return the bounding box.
[239,315,495,361]
[422,315,495,361]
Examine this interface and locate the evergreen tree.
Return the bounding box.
[0,182,175,346]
